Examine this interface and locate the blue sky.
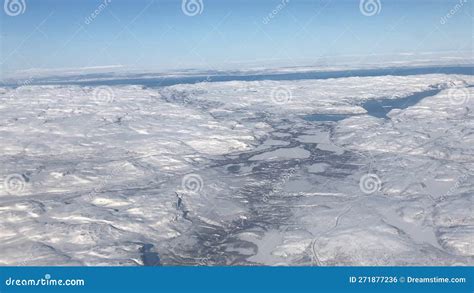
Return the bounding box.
[1,0,472,77]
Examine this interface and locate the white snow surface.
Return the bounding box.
[0,73,473,266]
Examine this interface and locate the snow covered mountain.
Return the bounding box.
[0,71,472,266]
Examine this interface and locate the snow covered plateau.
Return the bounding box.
[0,72,473,266]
